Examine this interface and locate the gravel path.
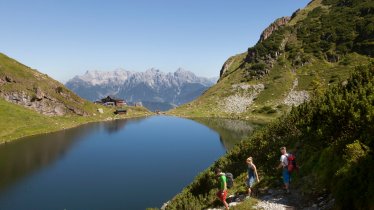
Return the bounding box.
[254,189,297,210]
[255,201,293,210]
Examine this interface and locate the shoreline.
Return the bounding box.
[167,113,274,125]
[0,112,154,145]
[1,111,271,145]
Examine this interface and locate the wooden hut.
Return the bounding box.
[101,96,126,106]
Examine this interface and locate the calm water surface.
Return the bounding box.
[0,116,259,210]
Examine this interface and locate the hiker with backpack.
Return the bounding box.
[277,146,298,193]
[215,168,230,210]
[246,157,259,197]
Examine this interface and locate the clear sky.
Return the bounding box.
[0,0,310,82]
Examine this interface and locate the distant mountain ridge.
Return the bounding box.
[66,68,217,111]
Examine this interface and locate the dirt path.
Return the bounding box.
[206,187,334,210]
[254,188,301,210]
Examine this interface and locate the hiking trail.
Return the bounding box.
[205,187,334,210]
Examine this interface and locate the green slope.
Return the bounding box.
[0,98,151,143]
[166,0,374,209]
[169,0,373,121]
[166,60,374,210]
[0,53,97,116]
[0,53,152,143]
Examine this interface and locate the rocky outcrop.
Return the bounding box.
[0,75,16,85]
[0,90,87,116]
[219,56,235,78]
[1,91,65,116]
[0,53,92,117]
[244,17,290,80]
[258,17,290,43]
[34,87,45,100]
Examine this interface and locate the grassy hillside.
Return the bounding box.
[0,98,151,143]
[169,0,373,120]
[0,53,97,116]
[166,62,374,210]
[166,0,374,209]
[0,53,152,143]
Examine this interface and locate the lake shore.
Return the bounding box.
[0,116,236,210]
[0,106,271,145]
[0,105,154,145]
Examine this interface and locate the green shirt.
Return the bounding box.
[219,174,227,190]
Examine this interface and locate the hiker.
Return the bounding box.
[215,168,229,210]
[246,157,259,197]
[277,146,290,193]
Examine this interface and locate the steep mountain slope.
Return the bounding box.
[0,53,96,116]
[169,0,373,121]
[166,58,374,210]
[165,0,374,209]
[0,53,151,142]
[66,68,217,111]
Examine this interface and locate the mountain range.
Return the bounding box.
[0,52,151,142]
[65,68,217,111]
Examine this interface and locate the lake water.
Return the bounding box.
[0,116,259,210]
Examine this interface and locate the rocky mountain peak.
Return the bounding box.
[145,68,161,75]
[258,16,290,43]
[65,68,216,111]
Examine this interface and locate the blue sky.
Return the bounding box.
[0,0,310,82]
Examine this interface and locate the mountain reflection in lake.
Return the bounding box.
[191,118,263,150]
[0,116,260,210]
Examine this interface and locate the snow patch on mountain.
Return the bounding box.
[65,68,217,111]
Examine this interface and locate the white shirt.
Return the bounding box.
[280,153,289,167]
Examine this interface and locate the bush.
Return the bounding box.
[167,64,374,209]
[56,86,64,93]
[251,63,266,71]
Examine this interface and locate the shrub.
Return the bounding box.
[166,64,374,209]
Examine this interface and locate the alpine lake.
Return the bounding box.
[0,116,262,210]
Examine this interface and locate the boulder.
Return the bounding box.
[5,75,15,83]
[54,106,66,116]
[35,87,45,100]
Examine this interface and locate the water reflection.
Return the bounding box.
[0,116,262,210]
[103,118,147,134]
[0,117,224,209]
[103,119,129,134]
[191,118,263,150]
[0,124,96,193]
[0,117,259,195]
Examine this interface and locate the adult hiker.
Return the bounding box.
[277,146,290,193]
[246,157,260,197]
[215,168,229,210]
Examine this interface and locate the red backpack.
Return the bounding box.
[287,153,298,173]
